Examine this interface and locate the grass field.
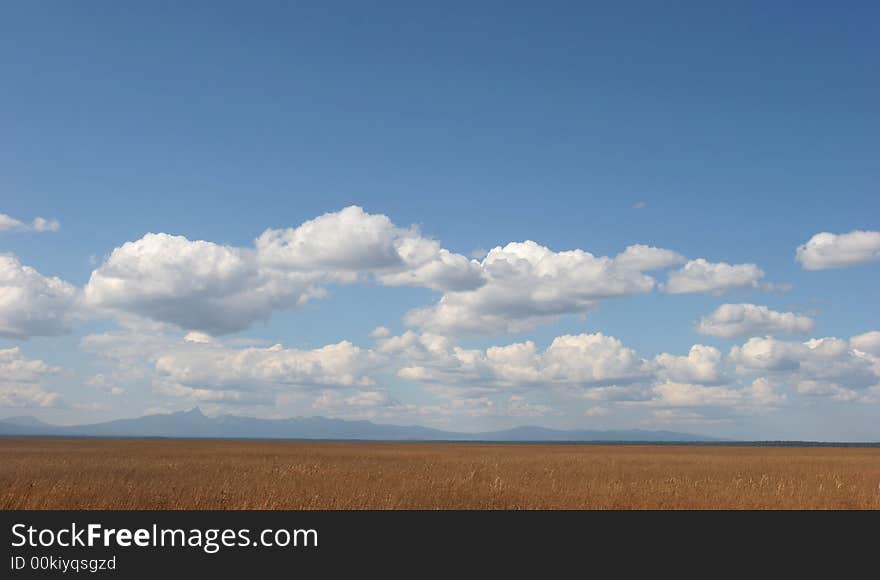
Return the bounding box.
[1,438,879,509]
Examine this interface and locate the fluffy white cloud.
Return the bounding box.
[654,345,725,384]
[155,340,381,391]
[256,206,484,292]
[796,230,880,270]
[369,326,391,339]
[664,259,765,294]
[794,380,860,402]
[696,303,815,339]
[381,331,650,396]
[85,207,482,334]
[505,395,553,417]
[256,206,404,271]
[82,207,766,339]
[730,336,879,395]
[31,217,61,232]
[83,232,325,334]
[80,331,384,405]
[651,381,743,407]
[405,241,678,335]
[851,331,880,356]
[0,253,79,339]
[82,330,384,407]
[382,328,880,410]
[153,382,276,406]
[312,389,398,415]
[0,347,62,408]
[748,377,786,405]
[0,213,60,233]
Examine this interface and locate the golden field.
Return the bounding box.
[1,438,879,509]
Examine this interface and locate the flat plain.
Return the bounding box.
[1,438,879,509]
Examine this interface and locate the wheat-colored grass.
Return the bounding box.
[1,438,878,509]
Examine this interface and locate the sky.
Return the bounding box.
[1,1,878,440]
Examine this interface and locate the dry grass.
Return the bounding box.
[1,438,879,509]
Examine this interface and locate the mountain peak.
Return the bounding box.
[0,415,48,427]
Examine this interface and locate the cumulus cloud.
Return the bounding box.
[83,232,326,334]
[155,340,381,391]
[654,345,725,384]
[82,330,385,408]
[505,395,553,417]
[663,259,765,294]
[85,373,127,396]
[381,328,880,411]
[314,389,395,410]
[31,217,61,232]
[696,303,815,339]
[0,213,60,233]
[85,207,482,334]
[748,377,786,405]
[153,382,276,406]
[82,207,762,339]
[729,336,879,396]
[796,230,880,270]
[256,206,484,292]
[404,241,680,335]
[651,381,743,407]
[369,326,391,339]
[851,331,880,356]
[0,347,63,408]
[381,331,651,396]
[0,253,79,339]
[651,409,731,424]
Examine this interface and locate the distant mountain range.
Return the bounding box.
[0,407,722,442]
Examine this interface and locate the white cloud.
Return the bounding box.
[86,373,127,395]
[651,409,730,424]
[31,217,61,232]
[85,207,482,334]
[796,230,880,270]
[0,214,27,231]
[664,259,765,294]
[851,331,880,356]
[382,328,880,411]
[313,390,396,413]
[369,326,391,339]
[155,340,381,391]
[613,244,685,271]
[82,330,387,408]
[654,345,725,384]
[0,347,62,408]
[84,232,324,335]
[794,380,859,402]
[729,335,880,397]
[405,241,678,335]
[0,253,79,339]
[381,331,650,396]
[696,303,815,339]
[184,331,217,344]
[256,206,484,292]
[154,381,275,405]
[748,378,786,405]
[505,395,552,417]
[81,207,764,340]
[0,213,60,233]
[256,206,404,271]
[652,381,743,407]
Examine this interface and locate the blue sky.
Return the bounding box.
[1,1,878,440]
